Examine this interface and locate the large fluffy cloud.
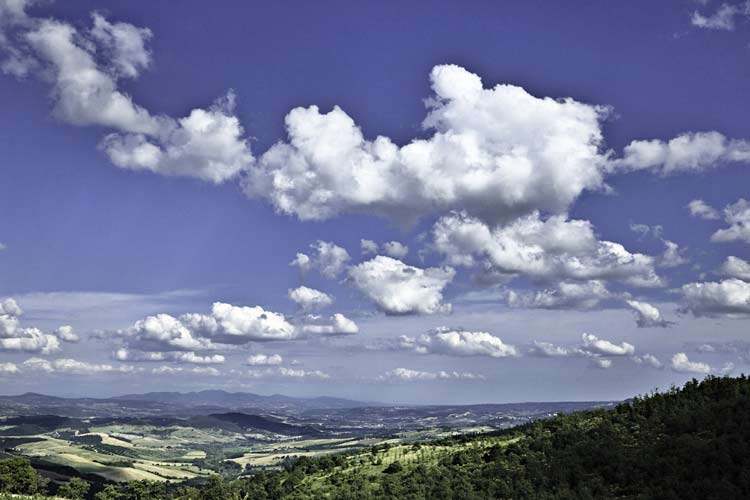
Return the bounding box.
[0,327,60,354]
[0,297,62,354]
[117,302,297,354]
[119,313,215,352]
[181,302,296,343]
[348,256,455,315]
[1,5,252,182]
[245,64,609,225]
[681,278,750,318]
[23,18,158,133]
[398,327,517,358]
[432,211,661,287]
[101,92,252,184]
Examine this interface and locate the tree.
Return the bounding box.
[0,457,44,495]
[58,477,91,499]
[94,484,122,500]
[383,461,403,474]
[199,475,229,500]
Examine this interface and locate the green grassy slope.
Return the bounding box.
[230,375,750,499]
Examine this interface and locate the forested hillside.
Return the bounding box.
[2,375,749,499]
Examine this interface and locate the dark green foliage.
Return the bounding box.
[93,480,167,500]
[383,461,403,474]
[57,477,90,499]
[0,457,46,494]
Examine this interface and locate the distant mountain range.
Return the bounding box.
[111,389,373,410]
[0,411,322,437]
[0,390,375,418]
[0,390,617,437]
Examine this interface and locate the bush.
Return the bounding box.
[57,477,90,499]
[0,457,46,495]
[383,461,403,474]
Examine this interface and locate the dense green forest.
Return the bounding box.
[2,375,749,499]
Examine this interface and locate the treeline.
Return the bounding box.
[2,375,750,499]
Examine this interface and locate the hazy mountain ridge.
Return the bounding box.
[0,390,375,418]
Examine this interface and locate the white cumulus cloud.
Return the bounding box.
[687,199,720,220]
[361,239,379,255]
[721,256,750,280]
[505,281,610,310]
[681,278,750,318]
[581,333,635,356]
[377,367,484,382]
[382,241,409,258]
[246,353,283,366]
[245,366,330,380]
[691,2,750,30]
[288,286,333,311]
[244,64,610,225]
[617,132,750,173]
[671,352,711,374]
[0,362,19,374]
[89,12,151,79]
[23,357,135,375]
[348,256,454,315]
[399,327,517,358]
[626,300,673,328]
[290,241,350,278]
[181,302,297,344]
[2,7,252,183]
[433,211,661,287]
[633,353,663,369]
[301,313,359,336]
[0,298,61,354]
[711,199,750,244]
[55,325,79,343]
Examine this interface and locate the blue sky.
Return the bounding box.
[0,0,749,403]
